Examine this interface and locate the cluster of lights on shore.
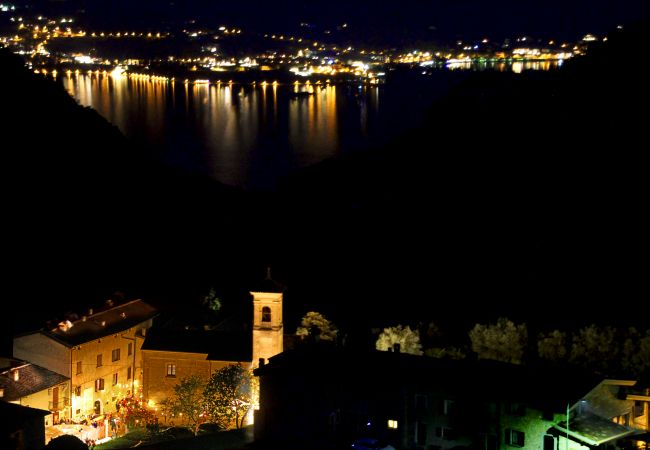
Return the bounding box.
[6,4,623,86]
[32,66,370,88]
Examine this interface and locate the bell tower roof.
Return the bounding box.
[250,267,285,294]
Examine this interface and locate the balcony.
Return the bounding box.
[49,398,70,411]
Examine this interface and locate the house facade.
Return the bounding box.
[141,330,253,417]
[13,299,157,422]
[0,360,69,427]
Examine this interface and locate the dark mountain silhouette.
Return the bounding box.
[269,18,650,334]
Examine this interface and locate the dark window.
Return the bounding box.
[127,366,132,379]
[95,378,104,392]
[76,361,82,374]
[262,306,272,322]
[128,343,133,356]
[112,348,121,362]
[634,401,644,418]
[415,394,428,411]
[74,386,81,397]
[507,402,526,416]
[416,422,427,445]
[485,434,498,450]
[506,429,525,447]
[112,373,118,386]
[435,427,456,441]
[166,364,176,377]
[442,399,454,415]
[96,354,102,367]
[544,435,556,450]
[542,409,555,421]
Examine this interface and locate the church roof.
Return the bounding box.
[141,328,252,362]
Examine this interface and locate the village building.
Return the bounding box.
[12,299,157,421]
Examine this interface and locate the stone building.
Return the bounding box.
[13,299,157,421]
[140,274,284,422]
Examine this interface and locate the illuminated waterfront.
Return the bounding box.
[59,58,558,190]
[60,72,435,190]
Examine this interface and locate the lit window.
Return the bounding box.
[507,430,525,447]
[388,419,398,429]
[112,348,121,362]
[262,306,272,322]
[0,388,4,398]
[97,354,103,367]
[166,364,176,377]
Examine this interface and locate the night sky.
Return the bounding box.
[25,0,650,41]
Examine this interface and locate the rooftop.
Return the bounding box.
[0,361,69,402]
[254,347,602,411]
[30,299,158,347]
[554,412,637,446]
[141,328,252,362]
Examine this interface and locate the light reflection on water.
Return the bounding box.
[62,73,380,190]
[60,62,557,190]
[445,59,560,72]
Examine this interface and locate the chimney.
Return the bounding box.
[259,358,265,367]
[393,343,401,353]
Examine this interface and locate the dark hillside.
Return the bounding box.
[271,19,650,334]
[0,48,261,349]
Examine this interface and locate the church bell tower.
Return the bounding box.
[251,268,284,368]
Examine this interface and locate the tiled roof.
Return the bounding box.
[35,299,158,347]
[141,328,252,362]
[554,412,636,446]
[0,362,69,401]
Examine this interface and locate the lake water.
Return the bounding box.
[59,64,554,190]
